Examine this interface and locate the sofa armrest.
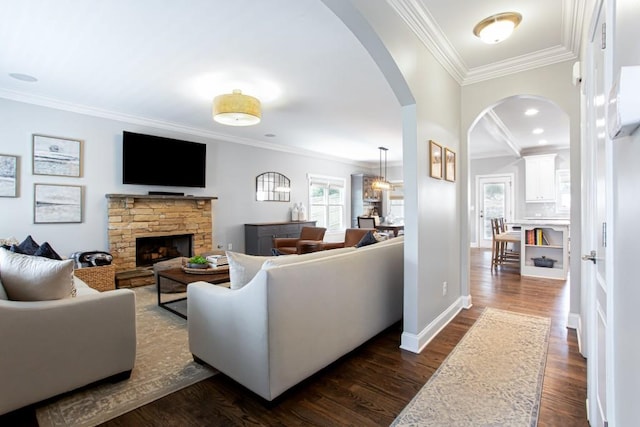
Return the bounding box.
[0,289,136,414]
[188,275,271,399]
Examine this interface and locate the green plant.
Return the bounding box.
[188,255,208,265]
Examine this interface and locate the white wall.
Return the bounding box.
[342,0,463,353]
[0,98,371,257]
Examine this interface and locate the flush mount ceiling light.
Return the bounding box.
[372,146,391,191]
[213,89,261,126]
[473,12,522,44]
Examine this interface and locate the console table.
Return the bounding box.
[244,221,316,255]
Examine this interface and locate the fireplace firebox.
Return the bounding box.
[135,234,193,267]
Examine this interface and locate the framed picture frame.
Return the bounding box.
[32,134,83,177]
[34,183,83,223]
[0,154,18,197]
[445,148,456,182]
[429,140,443,179]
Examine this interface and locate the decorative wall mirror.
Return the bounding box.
[256,172,291,201]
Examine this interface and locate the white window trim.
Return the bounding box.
[307,173,347,232]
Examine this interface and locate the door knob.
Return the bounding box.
[581,250,597,264]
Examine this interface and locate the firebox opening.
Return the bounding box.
[136,234,193,268]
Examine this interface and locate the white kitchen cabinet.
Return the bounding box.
[524,154,557,202]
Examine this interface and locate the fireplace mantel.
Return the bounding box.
[106,194,218,201]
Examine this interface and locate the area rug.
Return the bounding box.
[36,285,216,427]
[391,308,550,427]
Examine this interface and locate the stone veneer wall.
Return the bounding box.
[106,194,216,272]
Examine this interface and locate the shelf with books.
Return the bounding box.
[520,224,569,280]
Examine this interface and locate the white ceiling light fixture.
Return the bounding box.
[213,89,261,126]
[538,139,548,145]
[532,128,544,135]
[524,108,539,116]
[372,146,391,191]
[473,12,522,44]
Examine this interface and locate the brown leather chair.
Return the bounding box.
[322,228,375,250]
[272,226,326,255]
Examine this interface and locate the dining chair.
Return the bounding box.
[357,216,376,229]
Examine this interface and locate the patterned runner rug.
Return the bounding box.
[36,285,216,427]
[391,308,550,427]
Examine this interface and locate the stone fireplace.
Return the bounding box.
[106,194,217,272]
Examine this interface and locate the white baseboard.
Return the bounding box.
[400,297,464,354]
[567,312,584,356]
[461,294,473,309]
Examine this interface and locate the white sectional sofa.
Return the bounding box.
[0,275,136,415]
[187,236,403,401]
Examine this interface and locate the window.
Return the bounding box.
[555,169,570,214]
[308,174,346,231]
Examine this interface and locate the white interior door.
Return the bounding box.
[477,174,514,248]
[583,1,610,425]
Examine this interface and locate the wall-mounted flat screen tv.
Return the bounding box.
[122,131,206,188]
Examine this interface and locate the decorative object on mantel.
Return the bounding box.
[213,89,261,126]
[32,134,82,177]
[372,146,391,190]
[0,154,18,197]
[256,171,291,201]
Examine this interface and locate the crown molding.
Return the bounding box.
[0,89,370,168]
[463,46,577,85]
[385,0,466,84]
[388,0,581,86]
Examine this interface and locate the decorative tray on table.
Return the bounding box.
[181,264,229,274]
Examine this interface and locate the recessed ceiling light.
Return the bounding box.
[532,128,544,135]
[524,108,539,116]
[9,73,38,82]
[264,133,276,137]
[538,139,548,145]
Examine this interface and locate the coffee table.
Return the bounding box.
[156,267,230,319]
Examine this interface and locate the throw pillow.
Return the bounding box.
[0,248,76,301]
[13,235,40,255]
[33,241,63,260]
[226,251,273,290]
[355,231,378,248]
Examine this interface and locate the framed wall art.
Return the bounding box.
[429,140,443,179]
[34,183,83,223]
[32,134,83,177]
[0,154,18,197]
[445,148,456,182]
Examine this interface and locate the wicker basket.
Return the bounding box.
[74,264,116,292]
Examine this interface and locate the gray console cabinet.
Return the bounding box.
[244,221,317,255]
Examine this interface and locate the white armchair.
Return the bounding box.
[0,277,136,415]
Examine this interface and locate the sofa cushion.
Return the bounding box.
[0,248,76,301]
[12,235,40,255]
[355,231,378,248]
[0,278,7,300]
[226,252,273,290]
[33,241,63,260]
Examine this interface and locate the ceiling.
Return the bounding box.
[0,0,581,165]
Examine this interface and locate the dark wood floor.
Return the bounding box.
[2,248,588,426]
